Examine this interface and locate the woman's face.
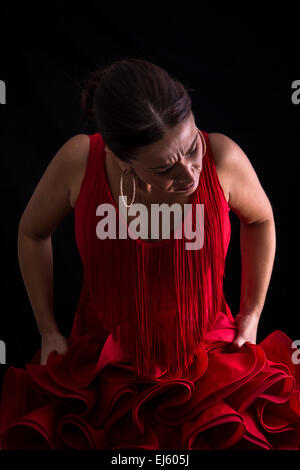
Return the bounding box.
[114,114,205,197]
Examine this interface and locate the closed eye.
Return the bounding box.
[157,143,198,175]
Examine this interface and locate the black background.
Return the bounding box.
[0,2,299,389]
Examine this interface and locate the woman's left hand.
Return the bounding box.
[227,311,260,352]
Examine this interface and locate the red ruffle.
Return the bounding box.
[0,311,300,450]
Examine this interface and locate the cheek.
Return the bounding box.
[138,170,172,187]
[135,170,154,185]
[153,176,173,188]
[195,154,203,167]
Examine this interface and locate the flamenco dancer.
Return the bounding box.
[0,58,299,450]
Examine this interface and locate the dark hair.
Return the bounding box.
[78,58,195,161]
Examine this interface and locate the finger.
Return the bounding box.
[227,339,245,352]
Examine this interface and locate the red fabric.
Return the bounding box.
[72,129,230,378]
[0,131,299,450]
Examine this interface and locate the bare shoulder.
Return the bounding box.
[207,132,273,224]
[207,132,231,203]
[62,133,90,169]
[207,132,237,172]
[54,133,90,179]
[18,134,91,239]
[63,134,90,208]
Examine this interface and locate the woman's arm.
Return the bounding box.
[18,133,89,338]
[209,133,276,349]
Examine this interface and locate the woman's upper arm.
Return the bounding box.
[18,134,90,238]
[209,133,274,224]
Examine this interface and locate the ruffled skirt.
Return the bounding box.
[0,311,300,450]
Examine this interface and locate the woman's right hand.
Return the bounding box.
[40,331,69,365]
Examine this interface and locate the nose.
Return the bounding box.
[174,161,196,186]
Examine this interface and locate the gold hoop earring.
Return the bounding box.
[197,128,207,157]
[120,168,136,207]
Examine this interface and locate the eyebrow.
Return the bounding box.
[150,132,199,170]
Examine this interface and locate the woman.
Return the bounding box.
[0,58,299,450]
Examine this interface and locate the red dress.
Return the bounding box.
[0,131,299,450]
